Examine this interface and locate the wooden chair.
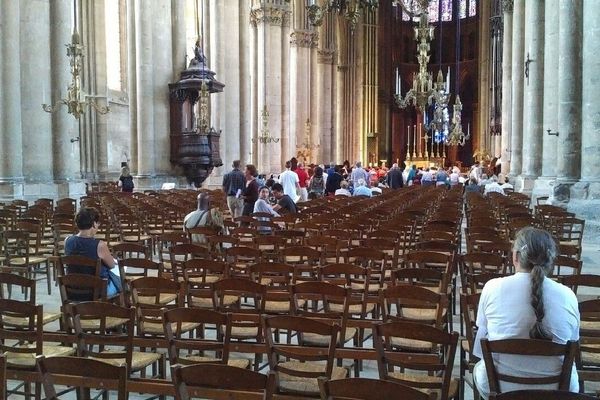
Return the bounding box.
[552,255,583,278]
[162,307,249,369]
[0,354,5,400]
[184,259,231,309]
[252,262,296,314]
[37,355,128,400]
[459,292,481,400]
[225,246,263,277]
[559,275,600,303]
[169,243,209,282]
[212,278,267,370]
[318,377,434,400]
[480,339,578,394]
[576,299,600,391]
[172,363,276,400]
[373,321,459,400]
[263,315,348,397]
[489,390,596,400]
[156,232,189,278]
[71,301,164,380]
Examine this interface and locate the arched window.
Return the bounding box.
[400,0,476,22]
[105,0,127,91]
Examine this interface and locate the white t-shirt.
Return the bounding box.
[473,273,580,395]
[278,169,299,202]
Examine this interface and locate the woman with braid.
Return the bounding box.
[472,227,580,397]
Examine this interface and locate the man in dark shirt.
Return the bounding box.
[222,160,246,219]
[325,166,343,196]
[386,163,404,189]
[272,183,298,214]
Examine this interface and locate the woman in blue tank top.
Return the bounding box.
[64,207,121,296]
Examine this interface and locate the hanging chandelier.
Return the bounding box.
[252,106,279,144]
[42,0,109,119]
[307,0,379,31]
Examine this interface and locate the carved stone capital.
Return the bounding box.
[317,49,335,64]
[502,0,513,13]
[290,30,319,48]
[250,6,292,27]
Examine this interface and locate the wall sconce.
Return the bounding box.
[546,129,559,136]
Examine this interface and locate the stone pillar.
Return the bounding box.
[20,0,54,183]
[171,0,186,80]
[239,0,251,165]
[317,49,335,164]
[509,0,525,178]
[0,0,24,194]
[127,0,138,175]
[540,0,559,179]
[50,0,79,182]
[555,0,582,187]
[519,0,544,184]
[478,0,490,156]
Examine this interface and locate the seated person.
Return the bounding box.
[272,183,298,214]
[184,193,224,243]
[334,180,351,197]
[64,207,121,298]
[352,179,372,197]
[473,227,579,397]
[254,187,280,233]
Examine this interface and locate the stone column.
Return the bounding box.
[20,0,54,184]
[50,0,79,182]
[317,49,335,164]
[127,0,138,175]
[579,0,600,190]
[171,0,186,80]
[520,0,544,185]
[509,0,525,178]
[0,0,24,193]
[555,0,582,187]
[478,0,490,155]
[239,0,251,165]
[540,0,559,179]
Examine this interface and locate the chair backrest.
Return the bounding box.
[318,377,434,400]
[0,272,36,303]
[58,254,102,277]
[58,273,108,305]
[0,299,43,368]
[37,355,128,400]
[0,354,5,399]
[131,277,184,336]
[373,321,458,400]
[480,339,578,394]
[263,315,340,387]
[489,390,596,400]
[71,301,135,367]
[163,307,231,365]
[380,284,447,329]
[172,363,275,400]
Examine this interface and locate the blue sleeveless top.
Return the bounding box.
[64,235,110,278]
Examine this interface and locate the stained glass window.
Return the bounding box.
[469,0,477,16]
[428,0,439,22]
[441,0,453,21]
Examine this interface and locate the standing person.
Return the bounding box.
[308,166,325,198]
[272,183,298,214]
[473,227,580,397]
[278,161,300,203]
[350,161,369,188]
[184,193,225,244]
[296,162,310,202]
[64,207,121,298]
[242,164,260,217]
[222,160,246,219]
[325,166,343,196]
[406,165,417,186]
[449,167,460,187]
[118,166,134,194]
[386,163,404,189]
[421,168,434,186]
[436,168,449,187]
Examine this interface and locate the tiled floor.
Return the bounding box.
[6,240,600,399]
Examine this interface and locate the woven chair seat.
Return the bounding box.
[329,303,374,315]
[461,340,471,352]
[189,295,237,308]
[137,293,178,305]
[93,351,162,371]
[350,282,383,292]
[183,355,250,369]
[265,299,305,313]
[188,275,221,284]
[123,235,152,242]
[277,361,348,395]
[229,326,260,338]
[303,328,357,346]
[260,278,273,286]
[6,344,75,368]
[3,311,61,327]
[581,321,600,331]
[141,321,200,335]
[388,372,458,399]
[390,337,434,351]
[80,317,130,331]
[10,256,48,266]
[401,307,443,321]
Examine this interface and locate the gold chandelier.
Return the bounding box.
[42,0,109,119]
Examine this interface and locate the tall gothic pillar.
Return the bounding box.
[500,0,512,175]
[509,0,524,178]
[127,0,138,175]
[50,0,79,182]
[579,1,600,191]
[0,0,24,195]
[555,0,582,188]
[540,1,559,179]
[519,0,544,186]
[477,0,491,155]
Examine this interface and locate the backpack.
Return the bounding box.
[121,176,134,192]
[309,176,324,196]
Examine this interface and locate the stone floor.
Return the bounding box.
[6,240,600,399]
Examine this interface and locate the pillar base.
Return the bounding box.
[531,177,556,205]
[514,175,538,193]
[133,175,191,191]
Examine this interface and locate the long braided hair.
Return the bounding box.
[512,227,557,340]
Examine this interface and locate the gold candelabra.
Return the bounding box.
[42,1,109,119]
[252,106,279,144]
